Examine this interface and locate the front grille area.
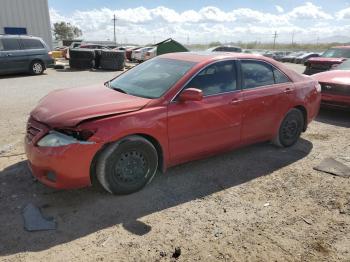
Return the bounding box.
[321,83,350,96]
[26,117,47,143]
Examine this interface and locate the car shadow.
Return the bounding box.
[54,68,124,73]
[316,107,350,128]
[0,72,48,79]
[0,139,313,255]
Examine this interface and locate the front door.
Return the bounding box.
[167,60,242,165]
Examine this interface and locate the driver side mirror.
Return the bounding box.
[178,88,203,102]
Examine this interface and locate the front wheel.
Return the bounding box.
[273,109,304,147]
[96,136,158,194]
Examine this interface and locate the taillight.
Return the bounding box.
[48,51,53,58]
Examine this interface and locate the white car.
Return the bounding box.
[132,47,154,62]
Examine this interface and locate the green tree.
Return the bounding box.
[53,22,82,40]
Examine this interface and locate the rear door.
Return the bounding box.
[167,60,242,164]
[1,38,27,72]
[239,59,294,143]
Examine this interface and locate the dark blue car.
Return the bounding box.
[0,34,53,75]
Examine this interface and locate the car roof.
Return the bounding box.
[160,52,309,83]
[0,34,42,41]
[161,51,273,63]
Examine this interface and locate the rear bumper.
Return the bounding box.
[321,93,350,109]
[25,138,101,189]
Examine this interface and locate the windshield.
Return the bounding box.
[322,48,350,58]
[333,60,350,70]
[110,58,196,98]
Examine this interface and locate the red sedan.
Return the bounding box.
[25,53,321,194]
[313,60,350,109]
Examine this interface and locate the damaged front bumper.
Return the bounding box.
[25,139,101,189]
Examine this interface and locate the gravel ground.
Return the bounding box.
[0,63,349,262]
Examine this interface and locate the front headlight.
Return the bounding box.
[37,131,93,147]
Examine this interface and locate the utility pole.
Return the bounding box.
[291,30,295,46]
[112,14,117,44]
[187,34,190,45]
[273,31,278,50]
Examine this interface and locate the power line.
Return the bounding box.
[112,14,117,43]
[273,31,278,49]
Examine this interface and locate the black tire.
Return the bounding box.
[29,60,44,75]
[273,109,304,147]
[96,136,158,194]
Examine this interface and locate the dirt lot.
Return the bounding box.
[0,64,349,262]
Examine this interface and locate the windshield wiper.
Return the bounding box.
[105,81,128,94]
[113,87,128,94]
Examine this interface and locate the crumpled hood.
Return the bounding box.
[307,57,346,65]
[31,85,151,127]
[313,70,350,85]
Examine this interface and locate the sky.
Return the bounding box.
[48,0,350,44]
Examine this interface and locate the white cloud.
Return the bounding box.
[286,2,332,20]
[337,7,350,19]
[49,4,348,44]
[275,5,284,13]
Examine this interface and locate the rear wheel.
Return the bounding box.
[273,109,304,147]
[30,61,44,75]
[96,136,158,194]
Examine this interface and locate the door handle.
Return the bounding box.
[230,98,241,105]
[6,54,12,57]
[284,88,292,94]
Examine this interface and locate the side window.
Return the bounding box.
[0,40,3,51]
[185,61,237,96]
[273,68,290,84]
[241,60,275,89]
[2,38,21,51]
[21,39,44,49]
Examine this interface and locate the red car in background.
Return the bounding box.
[304,46,350,75]
[313,59,350,109]
[25,53,321,194]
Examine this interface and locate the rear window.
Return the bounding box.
[20,39,44,49]
[2,38,21,51]
[273,68,291,84]
[241,60,275,89]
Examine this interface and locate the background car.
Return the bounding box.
[304,46,350,75]
[125,46,140,61]
[293,52,320,64]
[25,52,321,195]
[281,51,305,63]
[264,51,291,61]
[0,34,53,75]
[132,46,154,62]
[312,59,350,109]
[208,45,242,53]
[144,47,157,61]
